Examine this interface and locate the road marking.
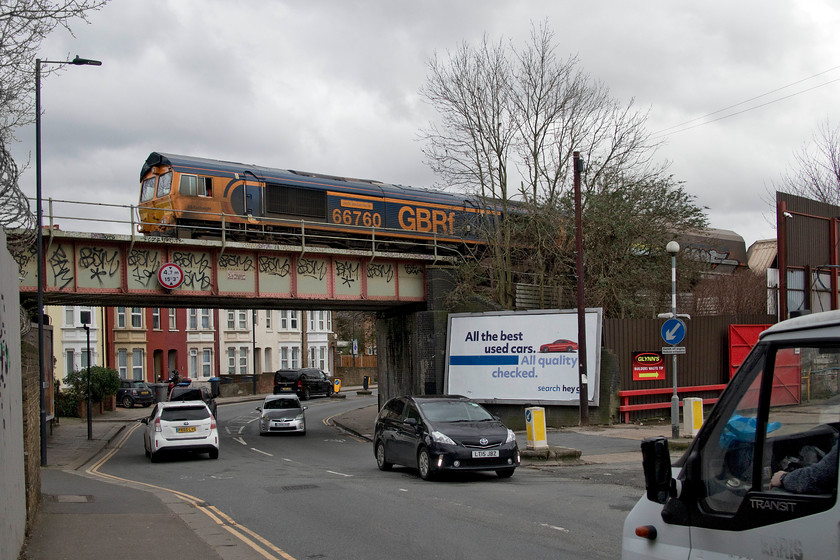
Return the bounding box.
[541,523,570,533]
[252,448,273,457]
[85,423,296,560]
[233,437,247,446]
[326,470,352,477]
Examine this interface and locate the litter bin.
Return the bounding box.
[150,383,169,403]
[209,377,221,398]
[362,376,369,390]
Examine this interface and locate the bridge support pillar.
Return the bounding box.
[376,268,458,407]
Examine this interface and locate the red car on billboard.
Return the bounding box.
[539,339,579,353]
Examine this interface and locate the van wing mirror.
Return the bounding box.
[641,436,673,504]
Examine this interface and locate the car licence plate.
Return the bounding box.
[176,426,197,433]
[472,450,499,458]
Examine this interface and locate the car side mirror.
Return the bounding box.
[256,407,262,412]
[404,418,418,427]
[139,418,148,424]
[303,406,308,411]
[641,436,674,504]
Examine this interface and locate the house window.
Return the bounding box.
[132,350,143,380]
[169,309,177,330]
[227,310,235,330]
[152,308,161,330]
[239,346,249,374]
[118,349,127,378]
[318,311,326,331]
[319,346,326,370]
[189,309,197,330]
[202,349,212,378]
[280,311,299,330]
[200,308,211,329]
[291,347,299,369]
[65,350,75,375]
[280,347,289,369]
[189,348,198,377]
[81,349,90,369]
[227,347,236,374]
[65,307,74,326]
[265,311,272,330]
[131,308,143,328]
[117,307,127,328]
[238,310,248,330]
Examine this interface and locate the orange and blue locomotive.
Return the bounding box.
[137,152,491,248]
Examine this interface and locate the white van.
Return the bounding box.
[622,310,840,559]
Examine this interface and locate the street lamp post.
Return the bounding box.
[666,241,680,439]
[80,310,92,440]
[36,55,101,464]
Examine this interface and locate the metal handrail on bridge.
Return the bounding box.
[29,197,467,262]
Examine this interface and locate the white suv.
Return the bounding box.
[142,401,219,462]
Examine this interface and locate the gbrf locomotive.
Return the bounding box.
[137,152,492,248]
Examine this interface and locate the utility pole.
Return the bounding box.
[574,151,589,425]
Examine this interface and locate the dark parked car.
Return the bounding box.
[374,395,520,480]
[168,383,218,418]
[539,338,578,352]
[117,379,154,408]
[273,368,332,400]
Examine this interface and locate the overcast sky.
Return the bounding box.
[12,0,840,248]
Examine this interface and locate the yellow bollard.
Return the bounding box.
[525,407,548,450]
[333,379,342,393]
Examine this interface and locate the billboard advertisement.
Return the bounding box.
[445,309,602,405]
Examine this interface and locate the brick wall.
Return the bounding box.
[21,332,41,530]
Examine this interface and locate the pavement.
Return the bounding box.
[18,386,689,560]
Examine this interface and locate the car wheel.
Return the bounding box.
[417,447,434,480]
[375,441,393,471]
[122,396,134,408]
[142,402,151,407]
[150,450,160,463]
[209,448,219,460]
[144,447,150,458]
[302,387,311,401]
[496,468,515,478]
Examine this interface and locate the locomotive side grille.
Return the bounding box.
[266,184,326,220]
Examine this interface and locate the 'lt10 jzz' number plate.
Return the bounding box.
[472,449,499,458]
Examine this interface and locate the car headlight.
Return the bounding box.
[505,429,516,443]
[430,431,455,445]
[295,413,304,421]
[261,414,269,421]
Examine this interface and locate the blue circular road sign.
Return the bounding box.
[661,318,686,346]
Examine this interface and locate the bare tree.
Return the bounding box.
[686,269,769,316]
[420,23,706,315]
[775,119,840,205]
[0,0,107,245]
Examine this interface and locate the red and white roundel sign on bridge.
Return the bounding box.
[158,263,184,289]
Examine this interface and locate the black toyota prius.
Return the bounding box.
[373,395,520,480]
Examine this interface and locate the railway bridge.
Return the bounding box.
[15,226,462,402]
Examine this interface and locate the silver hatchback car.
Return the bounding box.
[257,394,307,435]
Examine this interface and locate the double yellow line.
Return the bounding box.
[86,422,296,560]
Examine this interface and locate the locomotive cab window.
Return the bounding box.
[180,174,213,197]
[140,177,156,202]
[157,172,172,196]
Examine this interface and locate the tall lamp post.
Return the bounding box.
[80,310,92,440]
[36,55,101,465]
[666,241,680,439]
